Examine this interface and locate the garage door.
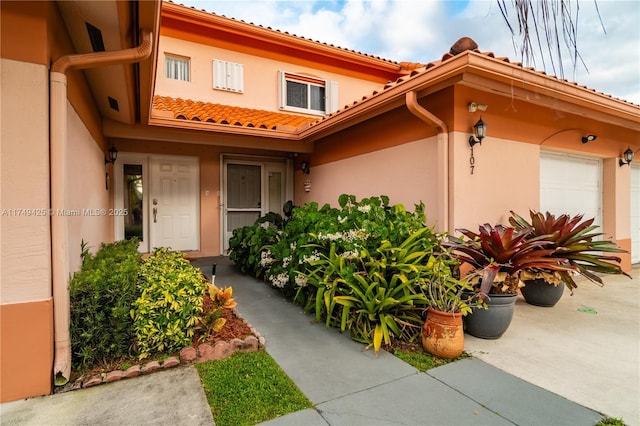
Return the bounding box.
[540,152,602,229]
[632,164,640,264]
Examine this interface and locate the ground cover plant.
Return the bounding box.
[228,194,464,352]
[390,342,468,372]
[195,351,312,426]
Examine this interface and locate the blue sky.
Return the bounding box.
[178,0,640,104]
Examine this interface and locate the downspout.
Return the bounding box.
[50,30,152,384]
[405,91,451,233]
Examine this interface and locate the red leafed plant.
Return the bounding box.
[442,224,574,299]
[509,210,630,291]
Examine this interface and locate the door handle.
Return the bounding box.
[153,207,157,223]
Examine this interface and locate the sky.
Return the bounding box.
[177,0,640,104]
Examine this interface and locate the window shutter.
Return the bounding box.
[213,59,244,92]
[213,59,226,89]
[229,62,244,92]
[278,70,285,110]
[326,81,339,113]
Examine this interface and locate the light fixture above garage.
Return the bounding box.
[619,147,634,167]
[581,134,597,144]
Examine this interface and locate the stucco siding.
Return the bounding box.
[0,58,51,304]
[295,137,439,224]
[155,35,385,113]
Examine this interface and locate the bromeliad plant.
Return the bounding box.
[443,224,573,299]
[509,211,630,291]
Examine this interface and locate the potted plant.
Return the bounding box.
[442,224,571,339]
[419,250,474,359]
[509,210,630,307]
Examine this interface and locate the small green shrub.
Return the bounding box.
[69,238,141,372]
[133,247,207,359]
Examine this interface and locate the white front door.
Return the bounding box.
[149,156,199,251]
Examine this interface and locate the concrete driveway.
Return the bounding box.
[465,267,640,425]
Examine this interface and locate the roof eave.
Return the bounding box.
[161,1,403,76]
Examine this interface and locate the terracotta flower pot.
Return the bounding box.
[421,308,464,359]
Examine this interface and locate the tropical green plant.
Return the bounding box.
[69,238,141,372]
[443,224,573,299]
[305,228,438,353]
[419,251,474,315]
[132,247,207,359]
[509,210,630,291]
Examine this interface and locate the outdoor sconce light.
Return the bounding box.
[581,134,597,144]
[468,117,487,175]
[619,147,634,167]
[468,117,487,148]
[104,146,118,165]
[301,160,310,174]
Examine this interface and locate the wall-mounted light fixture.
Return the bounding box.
[619,147,634,167]
[104,146,118,165]
[468,117,487,148]
[581,134,597,144]
[301,160,310,174]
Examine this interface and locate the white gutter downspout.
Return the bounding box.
[50,30,152,384]
[405,91,451,233]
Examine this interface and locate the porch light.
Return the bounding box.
[619,147,634,167]
[301,160,310,174]
[581,134,597,144]
[468,117,487,148]
[104,146,118,165]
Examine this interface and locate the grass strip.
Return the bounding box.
[195,351,312,426]
[393,348,468,372]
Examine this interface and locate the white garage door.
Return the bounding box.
[540,152,602,229]
[631,164,640,264]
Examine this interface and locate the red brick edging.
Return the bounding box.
[57,308,266,393]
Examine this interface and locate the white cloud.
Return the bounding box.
[179,0,640,103]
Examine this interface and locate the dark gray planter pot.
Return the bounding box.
[521,278,564,307]
[464,293,517,339]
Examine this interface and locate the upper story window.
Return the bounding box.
[213,59,244,93]
[165,54,190,81]
[278,71,338,115]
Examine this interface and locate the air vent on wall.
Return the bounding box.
[108,97,119,112]
[85,22,105,52]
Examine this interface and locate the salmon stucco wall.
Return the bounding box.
[449,131,540,232]
[65,102,112,273]
[295,137,441,225]
[0,58,53,401]
[155,35,386,114]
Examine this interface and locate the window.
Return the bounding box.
[278,71,338,115]
[213,59,244,92]
[165,54,190,81]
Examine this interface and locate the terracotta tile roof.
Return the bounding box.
[152,95,319,130]
[314,47,639,126]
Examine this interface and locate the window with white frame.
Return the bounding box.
[213,59,244,93]
[278,71,338,115]
[165,54,190,81]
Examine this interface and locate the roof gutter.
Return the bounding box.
[405,90,451,233]
[49,30,152,385]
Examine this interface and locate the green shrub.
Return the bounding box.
[133,247,207,359]
[69,238,141,372]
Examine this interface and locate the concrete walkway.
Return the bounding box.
[2,256,626,425]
